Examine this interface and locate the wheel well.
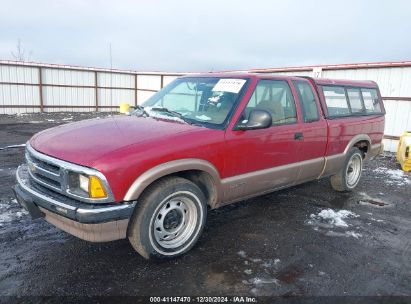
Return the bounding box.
[353,140,369,158]
[174,170,217,208]
[141,170,218,208]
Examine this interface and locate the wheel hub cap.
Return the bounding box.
[163,209,183,230]
[346,154,362,187]
[152,196,198,249]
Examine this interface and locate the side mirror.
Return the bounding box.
[236,109,272,131]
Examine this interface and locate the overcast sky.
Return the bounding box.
[1,0,411,72]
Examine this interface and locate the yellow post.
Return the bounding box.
[396,131,411,172]
[119,103,130,114]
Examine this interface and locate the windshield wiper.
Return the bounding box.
[144,106,205,126]
[150,107,183,118]
[133,105,150,117]
[150,107,200,125]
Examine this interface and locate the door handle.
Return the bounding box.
[294,132,303,140]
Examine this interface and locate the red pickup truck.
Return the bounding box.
[14,73,385,259]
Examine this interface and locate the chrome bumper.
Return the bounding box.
[15,164,136,224]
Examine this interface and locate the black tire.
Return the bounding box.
[127,176,207,260]
[330,147,363,192]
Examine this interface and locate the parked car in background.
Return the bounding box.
[14,73,385,259]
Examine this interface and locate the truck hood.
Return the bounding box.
[30,115,206,167]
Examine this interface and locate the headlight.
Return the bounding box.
[79,174,89,193]
[68,172,107,199]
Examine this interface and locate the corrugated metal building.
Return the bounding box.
[1,60,410,152]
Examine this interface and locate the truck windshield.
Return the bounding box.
[136,77,248,128]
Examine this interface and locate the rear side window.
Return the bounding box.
[293,80,319,122]
[245,80,297,125]
[347,88,364,113]
[322,86,350,117]
[361,88,382,113]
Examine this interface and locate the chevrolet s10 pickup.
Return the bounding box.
[14,73,385,259]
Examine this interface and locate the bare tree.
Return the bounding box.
[11,39,33,61]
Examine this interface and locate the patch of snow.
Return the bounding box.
[346,231,362,238]
[46,119,55,122]
[250,288,259,295]
[62,117,73,121]
[244,269,253,275]
[29,121,42,123]
[373,167,410,186]
[249,277,280,286]
[308,209,359,228]
[195,115,212,121]
[0,199,28,225]
[237,250,247,258]
[261,258,280,268]
[325,230,362,238]
[250,258,262,263]
[318,271,326,276]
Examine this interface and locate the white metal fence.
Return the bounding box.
[0,61,182,114]
[1,60,410,152]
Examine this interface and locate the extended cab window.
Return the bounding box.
[245,80,297,125]
[293,80,319,122]
[361,88,382,113]
[322,86,350,117]
[347,88,364,113]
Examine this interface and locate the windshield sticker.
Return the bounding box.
[212,79,246,93]
[195,115,212,121]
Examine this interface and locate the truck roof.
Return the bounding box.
[182,73,378,88]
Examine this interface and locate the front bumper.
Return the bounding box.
[14,164,135,241]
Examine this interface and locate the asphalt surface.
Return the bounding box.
[0,113,410,298]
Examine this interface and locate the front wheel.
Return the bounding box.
[330,147,363,192]
[127,177,207,260]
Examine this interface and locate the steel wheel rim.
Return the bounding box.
[152,194,198,249]
[346,154,362,187]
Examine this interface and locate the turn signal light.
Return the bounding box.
[89,176,107,198]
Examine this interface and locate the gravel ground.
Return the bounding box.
[0,112,410,299]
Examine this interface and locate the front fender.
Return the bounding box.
[123,158,222,203]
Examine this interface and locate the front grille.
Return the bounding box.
[26,148,64,193]
[24,144,115,204]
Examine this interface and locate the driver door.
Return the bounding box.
[222,79,303,203]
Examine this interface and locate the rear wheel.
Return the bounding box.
[331,147,363,192]
[127,177,207,260]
